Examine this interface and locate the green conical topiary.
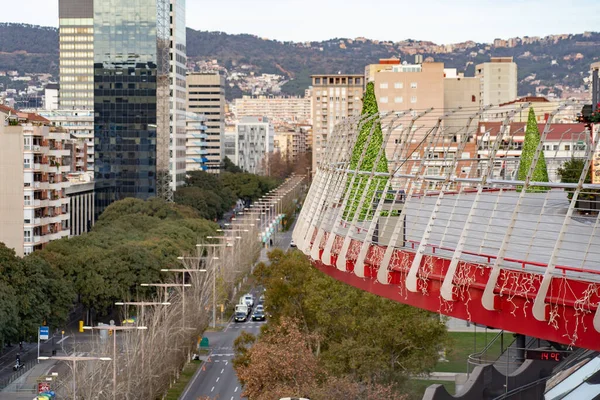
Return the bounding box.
[343,82,390,221]
[517,108,550,192]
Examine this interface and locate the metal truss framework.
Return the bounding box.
[293,102,600,351]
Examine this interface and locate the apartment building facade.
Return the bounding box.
[310,74,364,172]
[592,62,600,111]
[38,109,94,173]
[274,126,308,162]
[0,107,72,256]
[476,57,518,107]
[186,72,225,173]
[234,95,311,125]
[185,112,210,171]
[236,116,274,174]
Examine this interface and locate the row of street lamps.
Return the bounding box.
[37,175,307,399]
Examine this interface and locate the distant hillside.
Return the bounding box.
[0,23,58,75]
[1,22,599,100]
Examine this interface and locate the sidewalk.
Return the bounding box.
[1,360,56,398]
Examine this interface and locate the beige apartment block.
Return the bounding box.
[186,72,225,173]
[311,74,364,172]
[234,95,311,125]
[476,57,518,107]
[0,106,72,256]
[368,60,445,162]
[444,69,480,136]
[274,126,308,162]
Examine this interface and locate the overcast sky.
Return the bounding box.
[2,0,599,44]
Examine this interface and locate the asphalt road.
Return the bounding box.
[180,222,296,400]
[180,317,266,400]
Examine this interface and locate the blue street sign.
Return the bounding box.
[39,326,49,340]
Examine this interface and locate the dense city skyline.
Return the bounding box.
[2,0,599,44]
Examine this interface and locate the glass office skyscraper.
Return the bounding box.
[92,0,172,216]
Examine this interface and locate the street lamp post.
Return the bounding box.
[113,301,170,378]
[83,325,147,400]
[38,356,111,400]
[196,242,232,328]
[160,269,208,331]
[140,283,192,303]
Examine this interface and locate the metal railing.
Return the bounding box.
[0,358,37,391]
[467,330,513,375]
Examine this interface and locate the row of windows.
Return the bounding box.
[379,82,417,89]
[60,27,94,34]
[60,67,94,74]
[61,75,94,82]
[61,84,94,90]
[60,43,94,50]
[314,77,362,85]
[188,85,222,88]
[63,92,93,98]
[61,52,94,58]
[61,59,93,66]
[60,35,94,42]
[60,18,93,26]
[60,100,93,106]
[379,96,417,103]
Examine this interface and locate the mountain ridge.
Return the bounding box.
[0,23,598,100]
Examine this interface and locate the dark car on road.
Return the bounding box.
[251,309,266,321]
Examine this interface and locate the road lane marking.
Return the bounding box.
[235,386,238,392]
[216,377,220,382]
[225,361,229,365]
[221,368,224,373]
[180,351,214,399]
[211,386,215,392]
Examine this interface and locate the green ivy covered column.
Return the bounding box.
[343,82,390,221]
[517,108,549,192]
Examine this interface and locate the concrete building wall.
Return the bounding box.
[186,73,225,173]
[444,75,480,137]
[0,116,25,256]
[373,62,445,113]
[476,57,518,107]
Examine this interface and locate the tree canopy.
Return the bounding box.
[36,198,217,317]
[174,170,280,220]
[0,243,73,345]
[237,249,448,397]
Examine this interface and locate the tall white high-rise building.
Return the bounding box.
[170,0,188,189]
